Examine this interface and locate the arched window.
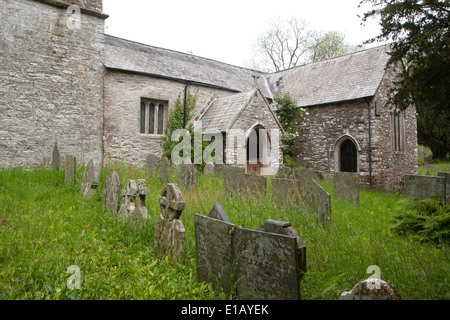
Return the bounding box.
[340,139,358,173]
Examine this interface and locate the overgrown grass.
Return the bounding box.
[0,164,449,300]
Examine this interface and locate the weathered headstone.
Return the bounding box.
[154,184,186,265]
[241,174,267,197]
[159,157,171,184]
[64,155,76,186]
[118,179,137,220]
[306,180,332,221]
[52,144,60,171]
[214,163,225,177]
[117,179,150,225]
[208,203,230,223]
[204,162,214,176]
[223,166,245,193]
[333,172,359,205]
[103,171,121,216]
[271,178,303,208]
[195,208,306,300]
[437,172,450,192]
[178,163,198,190]
[146,154,160,177]
[277,165,292,179]
[80,160,100,196]
[292,167,315,186]
[340,278,402,300]
[404,174,446,202]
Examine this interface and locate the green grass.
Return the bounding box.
[0,163,449,300]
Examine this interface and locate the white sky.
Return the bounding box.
[103,0,383,68]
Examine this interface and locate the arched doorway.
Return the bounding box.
[246,125,269,174]
[340,139,358,173]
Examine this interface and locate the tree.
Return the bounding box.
[360,0,450,158]
[309,31,360,63]
[250,17,316,72]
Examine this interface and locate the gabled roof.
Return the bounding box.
[265,45,391,107]
[104,35,273,98]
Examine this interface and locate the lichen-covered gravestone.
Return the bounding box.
[103,171,121,216]
[154,184,186,265]
[333,172,359,205]
[159,157,171,184]
[404,174,446,202]
[146,154,160,177]
[223,166,245,193]
[241,174,267,198]
[118,179,137,220]
[64,155,76,186]
[118,179,150,225]
[277,164,292,179]
[80,160,100,196]
[178,163,198,190]
[52,144,60,171]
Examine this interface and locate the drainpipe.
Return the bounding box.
[183,82,189,129]
[367,98,373,186]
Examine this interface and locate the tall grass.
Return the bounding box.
[0,164,449,300]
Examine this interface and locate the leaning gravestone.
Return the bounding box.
[159,157,171,184]
[64,155,76,186]
[404,174,446,202]
[103,171,121,216]
[223,166,245,193]
[333,172,359,205]
[340,278,402,300]
[80,160,100,196]
[146,154,160,177]
[204,163,214,176]
[52,144,60,171]
[154,184,186,265]
[306,180,332,221]
[178,163,198,190]
[195,207,306,300]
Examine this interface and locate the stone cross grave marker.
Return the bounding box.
[64,155,76,186]
[80,160,100,196]
[404,174,446,202]
[146,154,160,177]
[195,205,306,300]
[118,179,150,225]
[159,157,171,184]
[154,184,186,265]
[103,171,121,216]
[333,172,359,205]
[52,144,60,171]
[178,163,198,190]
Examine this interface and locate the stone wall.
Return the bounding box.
[294,63,418,190]
[0,0,106,168]
[103,70,237,166]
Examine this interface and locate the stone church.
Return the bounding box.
[0,0,418,191]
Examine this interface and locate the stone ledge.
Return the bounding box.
[31,0,109,19]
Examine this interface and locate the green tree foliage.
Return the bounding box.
[273,93,308,166]
[361,0,450,158]
[309,31,359,63]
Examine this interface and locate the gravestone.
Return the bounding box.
[214,163,225,177]
[118,179,150,224]
[271,178,303,208]
[223,166,245,193]
[241,174,267,197]
[52,144,60,171]
[154,184,186,265]
[146,154,160,177]
[80,160,100,196]
[208,203,230,223]
[340,278,402,300]
[404,175,446,202]
[277,165,292,179]
[195,207,306,300]
[333,172,359,205]
[159,157,171,184]
[292,167,315,186]
[437,172,450,192]
[64,155,76,186]
[103,171,121,216]
[178,163,198,190]
[306,180,332,221]
[204,163,214,176]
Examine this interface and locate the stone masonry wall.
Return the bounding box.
[294,63,418,190]
[103,70,237,166]
[0,0,106,168]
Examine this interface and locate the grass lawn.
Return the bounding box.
[0,162,449,300]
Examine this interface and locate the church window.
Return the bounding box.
[140,99,167,135]
[391,109,405,152]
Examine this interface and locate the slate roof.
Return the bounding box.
[265,45,391,107]
[104,34,273,98]
[197,90,257,134]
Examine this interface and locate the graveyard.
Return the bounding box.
[0,158,449,300]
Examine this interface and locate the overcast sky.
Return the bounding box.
[103,0,384,68]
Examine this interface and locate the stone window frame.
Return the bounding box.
[390,108,406,152]
[334,134,361,173]
[140,98,168,136]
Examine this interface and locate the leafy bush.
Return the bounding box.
[391,198,450,246]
